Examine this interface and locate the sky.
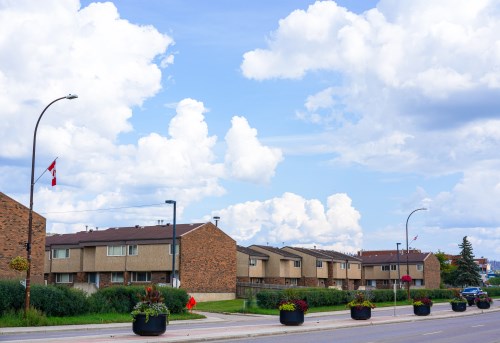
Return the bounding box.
[1,0,500,261]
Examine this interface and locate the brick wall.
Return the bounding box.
[264,277,285,285]
[0,192,46,284]
[424,254,441,289]
[179,223,236,293]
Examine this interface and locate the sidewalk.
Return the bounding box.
[1,303,499,343]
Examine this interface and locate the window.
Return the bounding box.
[383,280,389,285]
[286,278,298,285]
[391,264,397,271]
[293,260,301,268]
[128,245,138,256]
[52,248,69,259]
[416,264,423,271]
[381,265,390,271]
[358,264,361,269]
[249,258,257,266]
[131,272,151,282]
[111,272,124,283]
[341,263,346,270]
[88,273,97,284]
[316,260,323,268]
[107,245,126,256]
[56,273,73,283]
[169,244,179,255]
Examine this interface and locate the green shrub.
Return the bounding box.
[256,290,282,309]
[88,286,138,313]
[159,286,189,314]
[30,285,88,316]
[486,286,500,297]
[0,280,25,314]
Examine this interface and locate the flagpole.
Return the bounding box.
[34,157,58,185]
[25,95,77,316]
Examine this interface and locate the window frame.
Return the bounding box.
[128,245,138,256]
[51,248,70,259]
[169,243,179,255]
[249,258,257,266]
[56,273,73,283]
[293,260,301,268]
[416,264,423,271]
[316,260,323,268]
[381,265,390,271]
[111,272,124,283]
[107,245,126,256]
[130,271,151,283]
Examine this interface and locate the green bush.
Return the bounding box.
[486,286,500,296]
[159,286,189,314]
[0,280,26,314]
[88,286,138,313]
[256,290,282,309]
[30,285,88,316]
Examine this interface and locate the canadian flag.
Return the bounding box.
[47,160,56,186]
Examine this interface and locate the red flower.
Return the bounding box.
[401,275,412,283]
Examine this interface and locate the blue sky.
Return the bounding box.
[1,0,499,261]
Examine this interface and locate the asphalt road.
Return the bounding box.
[209,311,500,343]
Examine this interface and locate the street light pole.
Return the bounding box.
[404,207,426,299]
[396,242,401,286]
[165,200,177,287]
[25,94,77,315]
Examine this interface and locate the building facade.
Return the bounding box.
[45,222,236,300]
[0,192,45,284]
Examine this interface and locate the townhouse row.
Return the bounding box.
[237,245,441,290]
[1,191,440,301]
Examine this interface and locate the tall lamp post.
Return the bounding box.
[396,242,401,286]
[165,200,177,287]
[404,207,426,299]
[25,94,78,315]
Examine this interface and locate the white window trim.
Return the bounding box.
[56,273,73,283]
[416,264,423,271]
[107,245,126,256]
[131,271,151,282]
[249,258,257,266]
[293,260,301,268]
[169,243,179,255]
[316,260,323,268]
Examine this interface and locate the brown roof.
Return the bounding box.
[45,223,204,248]
[314,249,362,262]
[237,245,269,259]
[250,245,301,260]
[360,252,430,264]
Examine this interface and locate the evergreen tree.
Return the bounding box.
[454,236,482,287]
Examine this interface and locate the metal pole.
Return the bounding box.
[166,200,177,287]
[213,216,220,227]
[25,94,77,316]
[396,243,401,284]
[405,208,426,300]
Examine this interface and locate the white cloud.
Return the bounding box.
[225,116,283,183]
[212,192,363,253]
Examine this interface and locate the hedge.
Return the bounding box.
[255,288,457,309]
[0,280,25,315]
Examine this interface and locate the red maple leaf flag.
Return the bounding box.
[48,160,56,186]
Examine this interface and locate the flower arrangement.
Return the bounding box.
[346,291,375,310]
[449,289,467,304]
[474,293,493,304]
[401,275,412,283]
[278,299,309,313]
[412,296,433,307]
[131,285,169,323]
[9,256,29,272]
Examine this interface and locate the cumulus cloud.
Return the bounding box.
[211,192,363,253]
[0,2,284,234]
[225,116,283,183]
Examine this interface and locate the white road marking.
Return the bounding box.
[423,331,443,335]
[471,324,485,328]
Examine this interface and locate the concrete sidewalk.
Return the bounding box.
[1,303,499,342]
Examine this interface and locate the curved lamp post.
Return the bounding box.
[165,200,177,287]
[404,207,427,299]
[25,94,78,315]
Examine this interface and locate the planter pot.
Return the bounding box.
[476,302,491,310]
[350,307,372,320]
[451,302,467,312]
[413,305,431,316]
[279,309,304,326]
[132,313,168,336]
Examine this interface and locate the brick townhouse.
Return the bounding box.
[45,222,236,301]
[0,192,45,283]
[359,250,440,289]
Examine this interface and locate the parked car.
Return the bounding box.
[461,287,487,306]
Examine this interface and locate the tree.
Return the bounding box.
[435,250,458,287]
[488,277,500,286]
[454,236,482,287]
